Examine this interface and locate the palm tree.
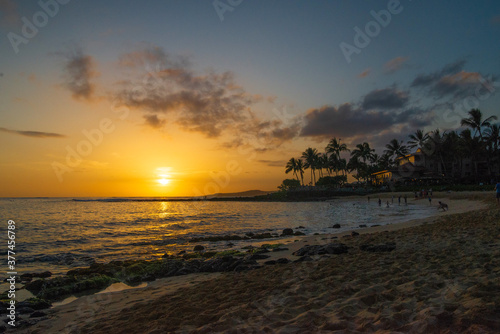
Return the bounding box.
[384,139,409,160]
[461,109,497,178]
[460,109,498,141]
[301,147,320,185]
[408,129,429,152]
[285,158,300,182]
[350,142,374,183]
[326,137,349,158]
[351,142,375,164]
[296,159,305,186]
[427,129,448,177]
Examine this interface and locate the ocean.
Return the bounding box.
[0,197,436,277]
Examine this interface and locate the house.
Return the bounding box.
[371,149,446,185]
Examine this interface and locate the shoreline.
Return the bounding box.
[14,192,498,333]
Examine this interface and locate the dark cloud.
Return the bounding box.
[62,49,98,100]
[411,60,466,88]
[113,46,293,148]
[114,47,255,138]
[361,88,409,110]
[257,160,287,167]
[300,103,433,140]
[0,127,66,138]
[143,114,165,128]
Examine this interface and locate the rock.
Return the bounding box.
[18,307,35,314]
[193,245,205,252]
[282,228,294,236]
[30,311,47,318]
[293,243,348,256]
[264,260,277,265]
[351,231,360,237]
[177,250,186,255]
[272,247,289,252]
[245,232,255,237]
[226,242,234,247]
[33,271,52,279]
[294,231,306,236]
[18,299,51,310]
[247,254,271,260]
[293,256,313,262]
[296,226,305,229]
[359,224,367,228]
[331,224,341,229]
[276,258,290,264]
[360,242,396,252]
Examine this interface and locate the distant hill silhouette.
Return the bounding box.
[210,190,274,198]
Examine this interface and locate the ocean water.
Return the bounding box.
[0,197,436,276]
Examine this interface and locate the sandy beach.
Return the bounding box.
[16,192,500,333]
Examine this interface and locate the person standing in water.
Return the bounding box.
[378,198,382,207]
[404,194,408,205]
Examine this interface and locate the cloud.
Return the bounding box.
[114,46,255,137]
[257,159,287,167]
[0,0,20,27]
[358,69,371,78]
[113,45,295,149]
[491,15,500,25]
[143,114,165,128]
[361,88,409,110]
[384,56,409,73]
[62,49,98,101]
[433,71,482,98]
[411,60,466,88]
[300,101,433,142]
[0,127,67,138]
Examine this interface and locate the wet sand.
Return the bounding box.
[18,192,500,333]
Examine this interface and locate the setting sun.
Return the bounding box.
[157,178,170,186]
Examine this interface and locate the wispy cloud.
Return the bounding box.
[0,127,67,138]
[0,0,20,27]
[384,56,409,73]
[358,68,371,78]
[411,60,466,88]
[490,15,500,25]
[61,49,98,101]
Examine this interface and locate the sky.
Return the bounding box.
[1,0,500,197]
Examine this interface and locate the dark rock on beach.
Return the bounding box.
[30,311,47,318]
[193,245,205,252]
[360,242,396,252]
[331,224,341,229]
[281,228,294,236]
[293,231,306,236]
[351,231,360,237]
[293,243,348,257]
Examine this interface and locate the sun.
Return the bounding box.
[156,167,173,187]
[157,178,170,186]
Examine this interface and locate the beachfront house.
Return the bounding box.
[371,148,447,186]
